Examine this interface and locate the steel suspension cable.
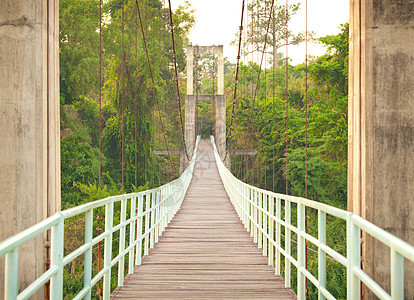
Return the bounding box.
[144,87,148,185]
[242,6,248,180]
[272,30,275,192]
[222,0,246,162]
[134,0,175,177]
[121,0,125,193]
[96,0,103,297]
[264,0,267,190]
[285,0,289,195]
[253,0,262,187]
[304,0,309,294]
[166,0,191,161]
[237,0,275,179]
[135,12,138,188]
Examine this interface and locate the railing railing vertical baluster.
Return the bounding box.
[50,216,64,299]
[168,184,174,223]
[268,196,275,266]
[161,187,166,233]
[144,194,150,256]
[347,215,360,299]
[128,197,136,274]
[136,195,144,265]
[243,184,247,228]
[155,190,159,244]
[103,201,114,300]
[249,188,253,237]
[150,192,155,249]
[285,200,291,287]
[297,202,306,299]
[5,248,18,300]
[238,181,242,216]
[84,210,93,300]
[258,192,263,249]
[391,249,404,299]
[318,210,326,300]
[275,197,281,275]
[263,194,268,257]
[118,198,127,286]
[240,181,243,218]
[254,191,258,243]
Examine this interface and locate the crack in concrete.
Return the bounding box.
[0,15,33,28]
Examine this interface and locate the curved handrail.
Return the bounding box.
[0,136,201,300]
[211,136,414,300]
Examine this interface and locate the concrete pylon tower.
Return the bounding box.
[348,1,414,298]
[0,0,61,297]
[183,45,228,169]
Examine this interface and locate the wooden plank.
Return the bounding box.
[111,140,296,299]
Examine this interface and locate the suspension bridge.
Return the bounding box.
[1,0,414,299]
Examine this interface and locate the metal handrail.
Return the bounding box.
[0,137,201,300]
[211,136,414,300]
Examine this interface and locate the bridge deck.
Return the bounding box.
[111,140,296,299]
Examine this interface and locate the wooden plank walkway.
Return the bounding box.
[111,140,296,299]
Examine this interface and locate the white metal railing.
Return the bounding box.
[0,137,200,300]
[211,136,414,300]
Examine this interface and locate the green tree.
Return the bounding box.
[60,0,100,104]
[234,0,306,69]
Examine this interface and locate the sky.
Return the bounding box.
[170,0,349,65]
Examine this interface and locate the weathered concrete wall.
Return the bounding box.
[348,0,414,297]
[0,0,60,297]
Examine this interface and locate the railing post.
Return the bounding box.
[161,187,166,233]
[169,184,175,222]
[258,192,263,249]
[244,184,248,228]
[50,216,64,300]
[155,190,159,244]
[237,181,241,217]
[136,195,144,265]
[150,192,156,249]
[144,194,150,255]
[347,214,360,299]
[268,196,275,266]
[103,201,114,300]
[128,197,136,274]
[285,200,291,287]
[297,202,306,300]
[4,248,18,300]
[263,194,268,256]
[249,188,253,237]
[118,198,127,286]
[318,210,326,300]
[275,197,281,275]
[84,210,94,299]
[253,191,258,243]
[391,249,404,299]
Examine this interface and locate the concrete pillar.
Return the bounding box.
[215,95,227,165]
[0,0,60,297]
[184,95,196,166]
[348,0,414,297]
[217,45,224,95]
[186,45,193,95]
